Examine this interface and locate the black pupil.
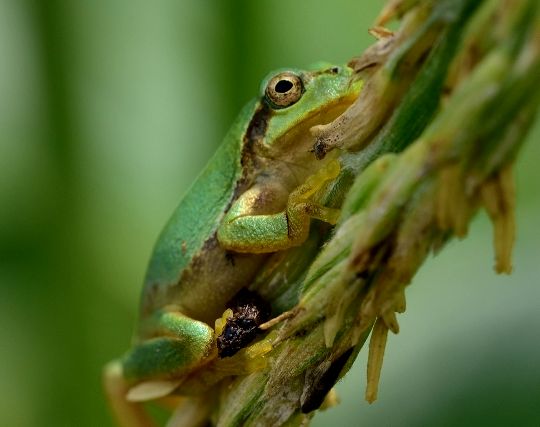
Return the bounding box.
[275,79,294,93]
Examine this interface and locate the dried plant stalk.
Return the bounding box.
[166,1,540,426]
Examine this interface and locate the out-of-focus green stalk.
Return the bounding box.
[206,1,540,426]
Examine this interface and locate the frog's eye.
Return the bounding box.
[265,72,304,109]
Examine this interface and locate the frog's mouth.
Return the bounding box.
[264,91,359,154]
[256,94,358,187]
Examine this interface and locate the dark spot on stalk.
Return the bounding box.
[311,138,328,160]
[300,347,355,413]
[217,289,271,358]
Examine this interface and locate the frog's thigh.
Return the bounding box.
[122,310,214,382]
[104,312,214,427]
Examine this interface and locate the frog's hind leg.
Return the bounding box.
[104,361,212,427]
[123,309,215,383]
[104,309,215,426]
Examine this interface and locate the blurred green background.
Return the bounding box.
[1,1,538,426]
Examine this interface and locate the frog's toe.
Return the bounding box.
[126,379,183,402]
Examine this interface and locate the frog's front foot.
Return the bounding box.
[217,159,342,253]
[285,159,341,243]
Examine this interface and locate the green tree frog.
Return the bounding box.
[104,65,361,427]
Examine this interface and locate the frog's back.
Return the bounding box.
[141,100,259,315]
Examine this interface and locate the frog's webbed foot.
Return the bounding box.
[104,360,213,427]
